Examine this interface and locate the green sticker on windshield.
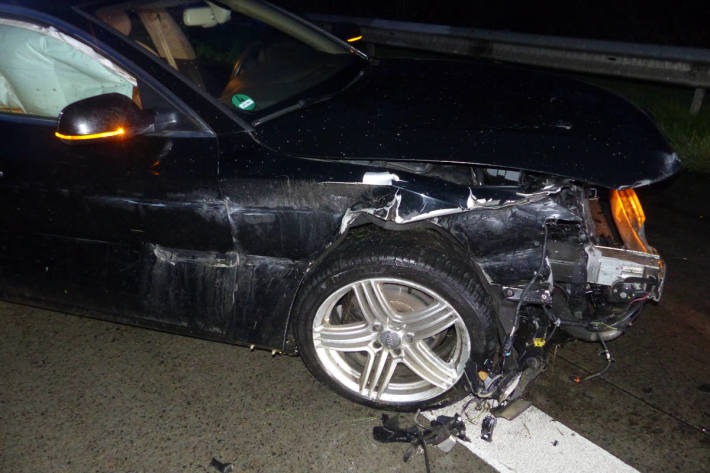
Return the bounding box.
[232,94,255,111]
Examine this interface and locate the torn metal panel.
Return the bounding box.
[436,198,581,284]
[152,245,238,267]
[338,179,565,234]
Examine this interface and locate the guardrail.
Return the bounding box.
[308,13,710,114]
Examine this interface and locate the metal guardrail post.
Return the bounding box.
[690,88,705,115]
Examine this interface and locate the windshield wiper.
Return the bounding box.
[251,99,308,126]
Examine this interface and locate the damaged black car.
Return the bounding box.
[0,0,679,410]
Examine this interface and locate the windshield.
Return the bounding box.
[92,0,364,119]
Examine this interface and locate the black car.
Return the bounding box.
[0,0,679,410]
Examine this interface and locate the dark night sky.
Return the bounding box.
[274,0,710,48]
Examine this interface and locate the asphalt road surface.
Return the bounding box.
[1,171,708,473]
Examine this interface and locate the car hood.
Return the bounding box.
[254,58,680,189]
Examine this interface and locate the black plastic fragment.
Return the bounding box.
[373,413,470,473]
[481,415,497,442]
[209,457,234,473]
[373,414,469,448]
[372,414,420,444]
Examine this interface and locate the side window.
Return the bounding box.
[92,2,357,115]
[0,18,136,118]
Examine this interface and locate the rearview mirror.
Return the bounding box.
[55,93,154,143]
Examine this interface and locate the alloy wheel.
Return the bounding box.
[312,277,471,403]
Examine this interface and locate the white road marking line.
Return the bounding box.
[423,397,639,473]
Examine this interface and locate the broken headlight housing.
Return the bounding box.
[610,189,648,253]
[584,188,663,303]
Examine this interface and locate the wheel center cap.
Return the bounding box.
[379,331,401,349]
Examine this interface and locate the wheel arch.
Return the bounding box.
[280,218,492,354]
[286,218,501,409]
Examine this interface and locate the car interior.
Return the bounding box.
[94,1,356,113]
[0,0,358,121]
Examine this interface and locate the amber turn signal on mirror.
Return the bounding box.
[55,128,125,141]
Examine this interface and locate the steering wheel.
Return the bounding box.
[230,41,263,78]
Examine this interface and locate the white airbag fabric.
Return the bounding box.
[0,20,135,117]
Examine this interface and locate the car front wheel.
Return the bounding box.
[294,230,497,410]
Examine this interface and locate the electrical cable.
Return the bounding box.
[501,222,551,363]
[545,322,558,343]
[559,353,709,435]
[461,372,479,422]
[571,337,613,383]
[464,399,489,424]
[413,409,429,431]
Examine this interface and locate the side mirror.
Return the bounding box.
[55,93,154,143]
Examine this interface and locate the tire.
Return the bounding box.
[293,229,497,411]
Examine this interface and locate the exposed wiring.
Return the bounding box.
[413,409,429,431]
[588,299,646,331]
[454,373,494,423]
[463,399,490,424]
[548,293,646,333]
[561,353,709,435]
[543,306,562,330]
[500,222,552,368]
[458,373,479,421]
[545,322,559,343]
[589,321,619,331]
[459,371,495,423]
[463,364,502,398]
[571,337,614,384]
[553,283,570,299]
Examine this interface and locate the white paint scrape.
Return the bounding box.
[423,397,639,473]
[361,171,400,186]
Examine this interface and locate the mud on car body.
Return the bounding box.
[0,0,679,410]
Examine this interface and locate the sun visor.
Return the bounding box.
[0,19,136,118]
